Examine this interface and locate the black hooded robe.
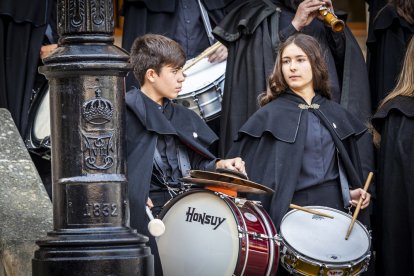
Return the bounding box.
[0,0,52,134]
[227,92,368,229]
[371,96,414,276]
[366,4,414,110]
[125,88,219,275]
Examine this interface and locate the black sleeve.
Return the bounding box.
[187,149,217,172]
[326,26,346,79]
[279,22,298,41]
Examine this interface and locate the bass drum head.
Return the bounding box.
[157,190,239,276]
[33,87,50,142]
[25,82,51,157]
[280,206,370,264]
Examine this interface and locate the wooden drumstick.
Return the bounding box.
[289,204,334,219]
[345,172,374,240]
[183,42,222,71]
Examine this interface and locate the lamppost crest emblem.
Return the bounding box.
[82,87,113,125]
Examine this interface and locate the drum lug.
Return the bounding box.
[214,83,223,101]
[249,200,263,207]
[361,255,371,274]
[234,197,247,207]
[237,225,245,238]
[273,235,281,246]
[318,265,325,276]
[191,92,205,120]
[282,252,299,271]
[238,227,276,241]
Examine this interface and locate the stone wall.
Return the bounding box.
[0,109,52,276]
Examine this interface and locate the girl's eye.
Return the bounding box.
[282,60,290,64]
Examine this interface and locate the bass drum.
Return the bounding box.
[277,206,371,276]
[156,189,279,276]
[25,82,51,159]
[175,58,225,121]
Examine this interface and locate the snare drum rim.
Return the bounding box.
[279,206,371,267]
[177,75,225,97]
[278,236,371,271]
[157,189,247,275]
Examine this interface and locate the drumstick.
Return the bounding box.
[289,204,334,219]
[183,42,222,71]
[345,172,374,240]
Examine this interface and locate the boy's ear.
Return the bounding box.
[145,68,157,83]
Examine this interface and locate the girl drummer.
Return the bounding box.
[227,33,371,231]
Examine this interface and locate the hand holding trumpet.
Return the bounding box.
[291,0,344,32]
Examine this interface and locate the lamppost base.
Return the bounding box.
[32,230,154,276]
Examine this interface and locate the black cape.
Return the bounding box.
[213,0,372,159]
[366,4,414,110]
[227,92,367,228]
[371,96,414,276]
[0,0,52,134]
[125,88,218,234]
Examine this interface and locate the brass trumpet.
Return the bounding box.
[319,6,345,32]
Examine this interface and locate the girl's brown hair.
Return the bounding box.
[390,0,414,24]
[259,33,331,106]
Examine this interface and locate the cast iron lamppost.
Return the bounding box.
[32,0,154,274]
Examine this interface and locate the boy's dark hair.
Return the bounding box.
[130,34,186,85]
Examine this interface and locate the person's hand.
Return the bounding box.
[146,197,154,209]
[315,0,335,21]
[292,0,326,31]
[215,157,246,175]
[207,45,228,63]
[40,44,58,60]
[349,188,371,209]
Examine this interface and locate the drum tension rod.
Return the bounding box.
[237,226,276,241]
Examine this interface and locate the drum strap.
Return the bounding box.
[175,140,191,177]
[337,152,352,209]
[197,0,215,45]
[314,109,354,209]
[152,137,191,188]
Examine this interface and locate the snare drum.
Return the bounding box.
[277,206,371,276]
[25,82,51,159]
[156,189,278,276]
[175,58,225,121]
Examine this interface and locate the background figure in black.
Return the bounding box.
[0,0,54,135]
[121,0,242,155]
[213,0,372,164]
[366,0,414,111]
[371,37,414,276]
[365,0,388,34]
[1,0,57,199]
[28,0,58,200]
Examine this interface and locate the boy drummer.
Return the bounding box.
[125,34,245,276]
